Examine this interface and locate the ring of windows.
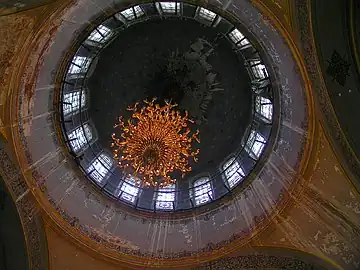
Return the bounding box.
[60,2,275,211]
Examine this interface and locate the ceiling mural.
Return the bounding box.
[0,0,359,269]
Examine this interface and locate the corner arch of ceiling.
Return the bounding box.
[0,148,49,270]
[293,0,360,194]
[4,0,317,268]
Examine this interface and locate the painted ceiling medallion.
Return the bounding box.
[111,97,200,187]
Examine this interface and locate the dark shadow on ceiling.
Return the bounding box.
[0,177,28,270]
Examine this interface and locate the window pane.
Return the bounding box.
[120,7,135,20]
[256,96,273,122]
[68,56,90,74]
[63,91,86,116]
[252,133,266,158]
[223,158,245,188]
[68,123,92,153]
[199,7,216,22]
[156,185,175,210]
[193,177,213,205]
[250,61,268,79]
[245,130,266,159]
[157,2,180,14]
[120,176,140,203]
[87,153,113,183]
[134,5,144,17]
[228,29,243,43]
[228,28,250,47]
[88,25,112,43]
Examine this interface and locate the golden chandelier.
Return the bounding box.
[111,97,200,187]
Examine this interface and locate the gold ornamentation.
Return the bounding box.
[111,97,200,187]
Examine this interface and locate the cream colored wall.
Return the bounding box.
[45,223,133,270]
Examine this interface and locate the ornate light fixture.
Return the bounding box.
[111,97,200,187]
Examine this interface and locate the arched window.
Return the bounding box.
[155,184,176,210]
[119,176,140,203]
[245,130,266,160]
[68,123,92,153]
[86,153,113,184]
[198,7,216,22]
[228,28,250,47]
[88,25,112,44]
[68,56,90,75]
[255,96,273,123]
[63,90,86,116]
[193,177,213,206]
[223,157,245,188]
[156,2,180,14]
[116,5,144,21]
[249,59,268,80]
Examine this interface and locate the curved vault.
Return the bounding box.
[2,0,328,268]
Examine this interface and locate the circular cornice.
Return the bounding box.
[8,0,315,267]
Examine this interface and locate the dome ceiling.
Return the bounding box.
[58,2,279,213]
[8,0,312,267]
[88,18,253,177]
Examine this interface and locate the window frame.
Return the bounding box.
[116,5,145,21]
[192,177,213,206]
[86,152,114,184]
[228,28,250,48]
[198,7,217,22]
[155,184,176,210]
[155,1,181,15]
[244,130,267,160]
[67,123,93,153]
[255,96,273,123]
[249,59,269,80]
[62,89,86,117]
[118,176,141,204]
[68,56,91,75]
[87,25,113,44]
[222,157,245,189]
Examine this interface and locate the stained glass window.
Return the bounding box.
[63,90,86,116]
[87,153,113,183]
[155,184,176,210]
[223,157,245,188]
[193,177,213,206]
[119,176,140,203]
[68,124,92,153]
[68,56,90,74]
